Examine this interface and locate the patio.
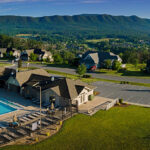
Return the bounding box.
[79,96,118,115]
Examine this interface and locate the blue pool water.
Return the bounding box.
[0,102,17,115]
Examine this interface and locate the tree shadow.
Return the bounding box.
[120,70,150,77]
[124,89,150,92]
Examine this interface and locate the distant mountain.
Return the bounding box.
[0,14,150,38]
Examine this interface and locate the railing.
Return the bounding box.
[105,99,119,110]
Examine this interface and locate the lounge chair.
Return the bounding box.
[35,112,45,116]
[41,121,49,126]
[2,134,13,141]
[19,118,27,123]
[27,115,36,119]
[0,139,5,145]
[44,118,56,124]
[22,117,31,121]
[32,113,40,117]
[16,128,27,136]
[8,132,19,139]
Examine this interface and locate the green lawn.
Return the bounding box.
[3,106,150,150]
[0,62,11,67]
[86,38,119,43]
[98,64,150,78]
[46,69,150,87]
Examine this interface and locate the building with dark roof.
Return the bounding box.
[6,69,50,93]
[0,67,16,87]
[23,77,96,107]
[80,51,122,69]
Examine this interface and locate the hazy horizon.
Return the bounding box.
[0,0,150,19]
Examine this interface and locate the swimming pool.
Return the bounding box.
[0,102,17,115]
[0,98,22,115]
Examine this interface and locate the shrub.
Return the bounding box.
[83,74,91,78]
[88,95,94,101]
[116,102,120,105]
[112,60,122,71]
[18,59,22,68]
[104,59,112,69]
[118,68,127,73]
[76,64,87,77]
[119,98,123,104]
[94,91,100,96]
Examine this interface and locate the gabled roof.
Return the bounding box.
[81,51,122,65]
[0,48,7,53]
[16,69,50,86]
[25,49,34,56]
[84,53,99,64]
[33,78,96,100]
[0,67,16,81]
[23,74,52,87]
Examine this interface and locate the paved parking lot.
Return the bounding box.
[92,81,150,105]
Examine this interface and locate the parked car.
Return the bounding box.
[88,66,97,71]
[14,58,19,62]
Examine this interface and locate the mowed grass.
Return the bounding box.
[46,69,150,87]
[0,62,11,67]
[86,38,119,43]
[98,64,150,78]
[3,105,150,150]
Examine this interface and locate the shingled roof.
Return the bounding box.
[0,67,15,81]
[16,69,49,86]
[27,77,96,100]
[51,78,96,99]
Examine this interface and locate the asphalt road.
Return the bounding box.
[92,81,150,105]
[3,60,150,84]
[28,63,150,84]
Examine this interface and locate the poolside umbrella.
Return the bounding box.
[13,114,18,122]
[50,102,55,110]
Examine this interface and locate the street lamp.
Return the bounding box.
[33,82,42,130]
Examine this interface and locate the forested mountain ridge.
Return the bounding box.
[1,14,150,37]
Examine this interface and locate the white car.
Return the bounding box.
[14,58,20,62]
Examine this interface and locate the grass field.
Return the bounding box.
[0,62,11,67]
[86,38,119,43]
[98,64,149,78]
[2,105,150,150]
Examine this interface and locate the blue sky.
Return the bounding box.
[0,0,149,18]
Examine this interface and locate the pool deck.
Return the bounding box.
[0,88,41,123]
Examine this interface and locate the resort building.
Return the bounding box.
[0,68,95,108]
[6,69,50,93]
[23,77,95,107]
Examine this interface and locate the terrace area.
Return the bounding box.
[0,88,77,147]
[79,96,118,115]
